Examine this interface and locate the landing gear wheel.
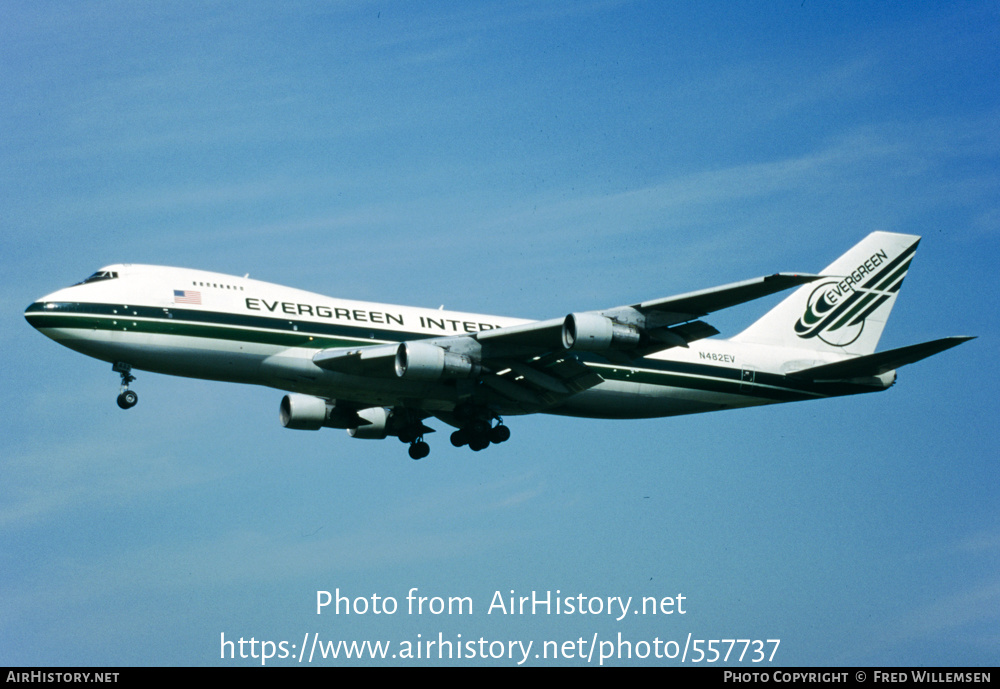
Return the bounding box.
[465,419,491,451]
[408,440,430,460]
[449,412,512,452]
[113,362,138,410]
[117,390,138,409]
[490,424,511,444]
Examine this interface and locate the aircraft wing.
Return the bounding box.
[627,273,822,321]
[312,272,821,411]
[475,271,821,358]
[312,335,604,412]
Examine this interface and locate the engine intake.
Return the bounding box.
[394,341,480,381]
[562,313,641,351]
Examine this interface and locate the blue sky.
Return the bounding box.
[2,1,997,666]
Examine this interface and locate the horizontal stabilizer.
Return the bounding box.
[790,336,974,381]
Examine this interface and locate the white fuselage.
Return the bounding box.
[25,264,883,421]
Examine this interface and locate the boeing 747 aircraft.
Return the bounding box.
[25,232,971,459]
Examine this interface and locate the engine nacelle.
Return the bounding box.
[394,341,480,381]
[279,393,330,430]
[348,407,390,439]
[562,313,641,351]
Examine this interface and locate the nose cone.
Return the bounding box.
[25,299,49,331]
[24,297,59,337]
[25,285,78,336]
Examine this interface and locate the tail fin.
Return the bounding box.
[731,232,920,356]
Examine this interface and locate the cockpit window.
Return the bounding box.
[77,270,119,285]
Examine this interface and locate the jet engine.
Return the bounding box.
[562,313,641,351]
[394,341,480,381]
[347,407,390,439]
[280,395,394,439]
[279,393,331,430]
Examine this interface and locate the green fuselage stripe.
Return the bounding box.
[26,301,878,403]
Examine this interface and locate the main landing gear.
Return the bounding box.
[398,430,430,460]
[113,362,138,409]
[450,417,511,452]
[392,413,433,461]
[407,439,430,460]
[395,408,511,459]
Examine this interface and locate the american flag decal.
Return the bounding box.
[173,290,202,305]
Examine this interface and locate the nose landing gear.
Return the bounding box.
[113,362,138,409]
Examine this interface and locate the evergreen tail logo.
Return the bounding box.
[795,244,916,347]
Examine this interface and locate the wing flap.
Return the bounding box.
[639,320,721,355]
[483,353,605,410]
[313,343,398,376]
[530,352,605,392]
[474,317,565,354]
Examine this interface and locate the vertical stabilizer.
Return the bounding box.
[731,232,920,356]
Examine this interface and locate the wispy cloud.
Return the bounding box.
[0,436,224,529]
[858,525,1000,660]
